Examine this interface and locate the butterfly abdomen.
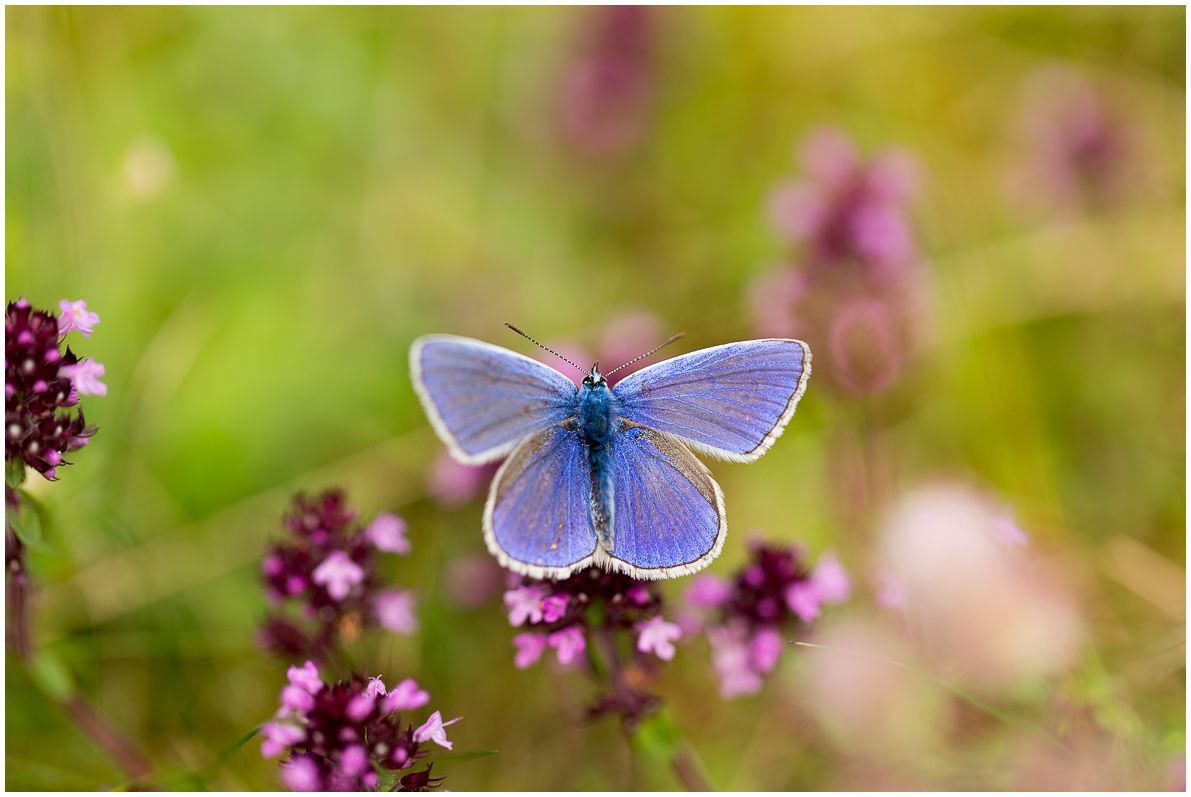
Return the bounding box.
[576,383,618,548]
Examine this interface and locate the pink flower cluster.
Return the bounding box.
[5,299,105,481]
[261,660,458,791]
[503,567,683,724]
[555,6,657,161]
[504,570,681,671]
[685,542,850,698]
[260,490,417,661]
[751,128,926,397]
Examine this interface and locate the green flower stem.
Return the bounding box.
[592,627,713,790]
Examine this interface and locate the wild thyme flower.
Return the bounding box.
[5,298,102,480]
[751,129,927,397]
[556,6,657,160]
[684,541,849,699]
[261,661,459,791]
[503,567,682,725]
[260,490,417,661]
[1016,67,1132,210]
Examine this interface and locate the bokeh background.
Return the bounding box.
[6,5,1185,791]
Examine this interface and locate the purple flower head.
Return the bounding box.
[261,490,418,661]
[5,299,100,481]
[686,541,849,699]
[556,6,657,160]
[502,566,680,724]
[263,669,459,791]
[769,127,920,281]
[754,129,928,399]
[1017,67,1132,209]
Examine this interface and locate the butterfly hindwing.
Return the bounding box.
[612,338,811,463]
[410,335,578,464]
[598,423,725,579]
[483,424,598,579]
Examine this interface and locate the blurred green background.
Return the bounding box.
[6,6,1184,790]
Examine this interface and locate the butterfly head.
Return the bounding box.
[582,362,606,388]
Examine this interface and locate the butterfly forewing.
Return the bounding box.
[612,339,811,463]
[410,335,578,464]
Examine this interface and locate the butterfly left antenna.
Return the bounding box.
[505,323,586,374]
[605,332,686,377]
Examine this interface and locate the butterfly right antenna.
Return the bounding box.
[605,332,686,377]
[505,323,586,374]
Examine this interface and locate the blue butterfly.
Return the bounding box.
[410,328,811,580]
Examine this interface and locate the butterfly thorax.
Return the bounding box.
[575,374,618,548]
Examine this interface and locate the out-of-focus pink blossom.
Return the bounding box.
[748,626,784,675]
[684,573,732,608]
[636,616,682,661]
[262,721,306,758]
[280,755,321,790]
[373,590,418,634]
[753,127,928,399]
[366,513,410,554]
[311,551,365,601]
[811,550,851,604]
[512,632,548,669]
[547,626,587,666]
[769,126,920,280]
[541,594,569,623]
[383,678,430,713]
[877,483,1083,686]
[57,299,100,337]
[785,581,822,623]
[556,6,657,160]
[281,684,315,713]
[59,360,107,396]
[707,624,763,699]
[287,661,323,694]
[797,617,939,757]
[1015,66,1133,210]
[413,711,461,751]
[503,585,546,627]
[364,676,387,699]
